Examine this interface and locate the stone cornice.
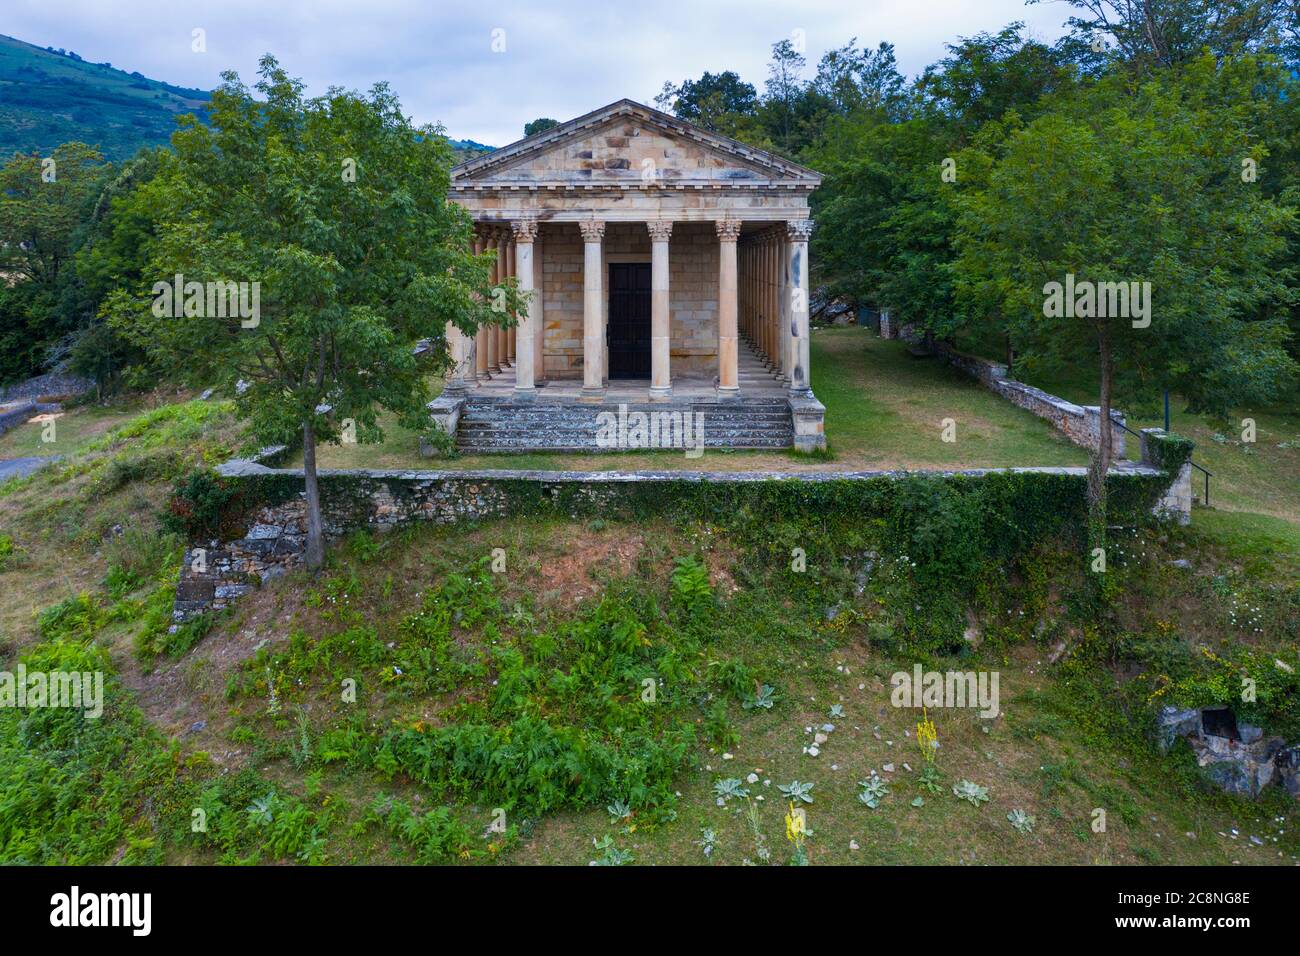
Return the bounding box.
[452,182,816,194]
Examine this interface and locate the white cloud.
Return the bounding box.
[4,0,1071,145]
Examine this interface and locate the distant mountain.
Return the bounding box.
[0,33,494,164]
[0,33,210,160]
[448,138,495,160]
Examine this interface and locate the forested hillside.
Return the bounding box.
[0,34,210,160]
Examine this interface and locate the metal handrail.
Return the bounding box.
[1108,414,1213,507]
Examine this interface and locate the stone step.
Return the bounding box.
[459,414,794,427]
[457,442,790,452]
[454,394,795,452]
[458,415,795,428]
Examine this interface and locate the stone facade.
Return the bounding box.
[439,99,826,450]
[539,221,721,378]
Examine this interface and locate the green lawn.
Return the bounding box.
[953,329,1300,524]
[0,401,143,459]
[299,327,1088,472]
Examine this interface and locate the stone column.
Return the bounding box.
[498,230,511,369]
[485,230,500,374]
[774,228,785,382]
[579,219,606,400]
[743,243,754,343]
[786,219,813,395]
[506,234,517,366]
[466,230,483,387]
[647,220,673,401]
[771,230,786,380]
[533,231,546,384]
[510,218,538,396]
[763,233,774,367]
[716,218,741,400]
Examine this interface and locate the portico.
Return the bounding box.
[437,99,826,452]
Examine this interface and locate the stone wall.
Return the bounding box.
[0,370,93,403]
[174,453,1185,622]
[0,400,63,438]
[896,325,1126,458]
[540,221,719,379]
[1140,428,1193,525]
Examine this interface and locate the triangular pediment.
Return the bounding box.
[452,99,820,189]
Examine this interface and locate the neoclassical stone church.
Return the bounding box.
[433,99,825,453]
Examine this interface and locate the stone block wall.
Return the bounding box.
[541,223,584,378]
[539,221,719,380]
[0,370,93,403]
[1140,428,1193,525]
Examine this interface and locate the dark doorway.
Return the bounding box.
[608,263,651,379]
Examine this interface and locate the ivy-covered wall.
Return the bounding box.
[171,437,1192,622]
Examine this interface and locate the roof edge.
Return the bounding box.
[451,98,821,182]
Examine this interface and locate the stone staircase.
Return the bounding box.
[455,396,794,452]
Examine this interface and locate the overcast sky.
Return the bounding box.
[6,0,1076,145]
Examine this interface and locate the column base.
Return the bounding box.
[512,387,537,402]
[578,386,606,403]
[648,384,673,403]
[716,385,741,403]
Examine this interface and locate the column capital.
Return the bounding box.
[785,219,814,241]
[646,220,673,242]
[579,219,605,242]
[715,218,742,242]
[511,218,539,243]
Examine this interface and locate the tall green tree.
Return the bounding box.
[763,39,808,153]
[523,117,558,137]
[917,23,1075,135]
[113,56,515,570]
[0,142,112,383]
[954,55,1296,544]
[654,71,758,128]
[1035,0,1292,72]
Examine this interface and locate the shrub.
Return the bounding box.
[162,469,246,539]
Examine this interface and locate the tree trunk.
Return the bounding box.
[302,419,325,572]
[1086,323,1114,566]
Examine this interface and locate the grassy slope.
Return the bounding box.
[302,327,1089,472]
[953,327,1300,523]
[1,395,1296,866]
